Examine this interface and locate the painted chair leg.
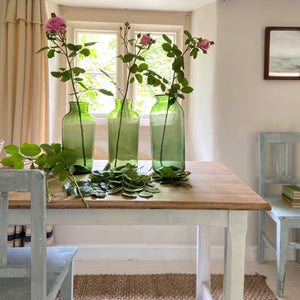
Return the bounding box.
[59,261,74,300]
[276,221,289,298]
[257,211,266,264]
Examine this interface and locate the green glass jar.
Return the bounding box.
[108,99,140,169]
[62,101,95,174]
[150,94,185,173]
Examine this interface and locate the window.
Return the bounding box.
[60,7,191,126]
[74,28,175,120]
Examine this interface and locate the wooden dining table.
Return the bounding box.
[7,160,270,300]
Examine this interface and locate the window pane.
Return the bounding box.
[135,34,175,114]
[76,32,117,113]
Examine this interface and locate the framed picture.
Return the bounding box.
[264,27,300,80]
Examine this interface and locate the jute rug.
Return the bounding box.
[72,273,277,300]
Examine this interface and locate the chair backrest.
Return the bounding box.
[259,132,300,197]
[0,169,47,299]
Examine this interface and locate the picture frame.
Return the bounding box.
[264,27,300,80]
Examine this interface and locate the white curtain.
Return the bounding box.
[0,0,53,247]
[0,0,49,145]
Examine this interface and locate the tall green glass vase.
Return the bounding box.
[150,94,185,173]
[62,101,95,174]
[108,99,140,169]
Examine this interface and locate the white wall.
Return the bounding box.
[188,0,300,259]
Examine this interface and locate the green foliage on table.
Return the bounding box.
[151,167,191,186]
[1,142,89,208]
[65,164,191,200]
[66,163,160,199]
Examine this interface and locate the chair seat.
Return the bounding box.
[0,246,77,300]
[264,195,300,219]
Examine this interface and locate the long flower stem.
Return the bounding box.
[113,51,141,168]
[159,103,170,167]
[64,43,87,167]
[159,72,177,168]
[69,175,89,208]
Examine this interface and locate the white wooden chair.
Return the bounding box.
[257,132,300,297]
[0,169,77,299]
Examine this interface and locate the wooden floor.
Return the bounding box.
[74,259,300,300]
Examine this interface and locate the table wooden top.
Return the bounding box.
[7,161,270,211]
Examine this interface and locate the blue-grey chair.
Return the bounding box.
[0,169,77,299]
[257,132,300,297]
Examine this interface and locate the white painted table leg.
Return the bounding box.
[223,211,248,300]
[196,226,212,300]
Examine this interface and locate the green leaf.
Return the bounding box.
[138,63,148,72]
[135,74,143,83]
[130,64,138,73]
[72,67,85,76]
[123,53,134,62]
[162,34,172,44]
[122,192,137,198]
[84,42,96,47]
[11,152,24,161]
[13,161,24,169]
[35,153,47,166]
[181,78,188,87]
[139,191,153,198]
[181,86,194,93]
[177,70,184,83]
[172,57,184,72]
[67,43,82,51]
[108,186,123,194]
[98,89,114,96]
[51,71,62,78]
[51,143,61,154]
[130,77,135,84]
[36,46,49,54]
[162,78,169,84]
[190,47,199,59]
[184,30,192,38]
[147,75,154,85]
[162,43,172,52]
[59,170,70,182]
[20,143,41,157]
[61,70,72,82]
[45,154,59,166]
[47,49,55,58]
[1,157,15,167]
[68,51,77,58]
[167,52,175,58]
[61,149,77,166]
[79,48,90,57]
[4,145,19,154]
[91,190,106,198]
[40,144,55,155]
[52,163,66,176]
[124,186,143,193]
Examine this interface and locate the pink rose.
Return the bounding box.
[141,34,151,46]
[43,15,66,35]
[199,39,210,50]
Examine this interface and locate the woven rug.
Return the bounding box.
[72,273,277,300]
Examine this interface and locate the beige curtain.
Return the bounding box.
[0,0,53,247]
[0,0,49,146]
